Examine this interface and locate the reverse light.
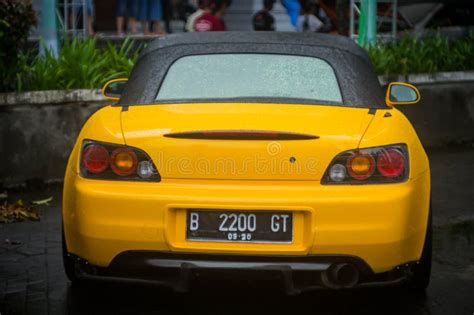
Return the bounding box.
[322,144,408,185]
[137,161,154,179]
[329,164,346,182]
[80,140,160,181]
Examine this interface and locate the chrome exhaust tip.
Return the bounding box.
[321,263,359,289]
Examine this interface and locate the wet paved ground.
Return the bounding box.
[0,147,473,315]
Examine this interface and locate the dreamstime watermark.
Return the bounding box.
[267,141,282,156]
[152,141,320,176]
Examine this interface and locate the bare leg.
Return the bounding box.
[142,21,150,35]
[153,21,162,34]
[116,16,125,34]
[129,17,137,34]
[162,0,172,33]
[87,16,95,36]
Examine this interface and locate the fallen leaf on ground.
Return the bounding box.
[31,196,53,206]
[0,202,40,223]
[4,238,22,245]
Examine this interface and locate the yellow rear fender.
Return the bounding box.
[66,105,124,175]
[359,108,429,180]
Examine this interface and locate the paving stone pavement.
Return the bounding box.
[0,188,66,315]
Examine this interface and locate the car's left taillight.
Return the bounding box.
[80,140,160,181]
[322,144,409,185]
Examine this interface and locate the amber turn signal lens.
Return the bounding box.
[111,149,137,176]
[347,153,375,180]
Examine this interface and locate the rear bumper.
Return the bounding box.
[63,169,430,274]
[70,251,415,294]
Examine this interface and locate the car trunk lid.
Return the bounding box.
[120,103,374,181]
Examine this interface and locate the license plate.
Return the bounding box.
[186,210,293,243]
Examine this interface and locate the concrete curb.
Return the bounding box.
[0,89,105,106]
[434,216,474,228]
[378,70,474,86]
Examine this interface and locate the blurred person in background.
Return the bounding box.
[297,0,332,32]
[253,0,276,31]
[138,0,164,35]
[298,0,322,32]
[84,0,95,36]
[300,0,333,32]
[66,0,95,36]
[186,0,207,32]
[194,0,230,32]
[116,0,138,35]
[178,0,199,31]
[162,0,173,33]
[281,0,300,30]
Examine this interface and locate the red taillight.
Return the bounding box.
[377,149,405,178]
[110,148,137,176]
[322,144,408,185]
[80,141,160,181]
[82,145,109,174]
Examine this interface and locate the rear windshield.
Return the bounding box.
[155,54,343,104]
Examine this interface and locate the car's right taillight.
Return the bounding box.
[80,140,161,181]
[322,144,409,185]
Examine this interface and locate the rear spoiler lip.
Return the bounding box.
[163,130,319,140]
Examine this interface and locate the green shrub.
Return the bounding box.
[0,0,37,92]
[369,34,474,75]
[103,38,141,80]
[16,38,140,92]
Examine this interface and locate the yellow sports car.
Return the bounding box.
[62,32,431,293]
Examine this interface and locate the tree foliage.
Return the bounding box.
[0,0,37,92]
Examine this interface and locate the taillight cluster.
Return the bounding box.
[322,144,409,184]
[80,140,160,181]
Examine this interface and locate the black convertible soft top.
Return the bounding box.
[119,32,386,109]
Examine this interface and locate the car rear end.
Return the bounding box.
[62,34,431,293]
[62,104,430,293]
